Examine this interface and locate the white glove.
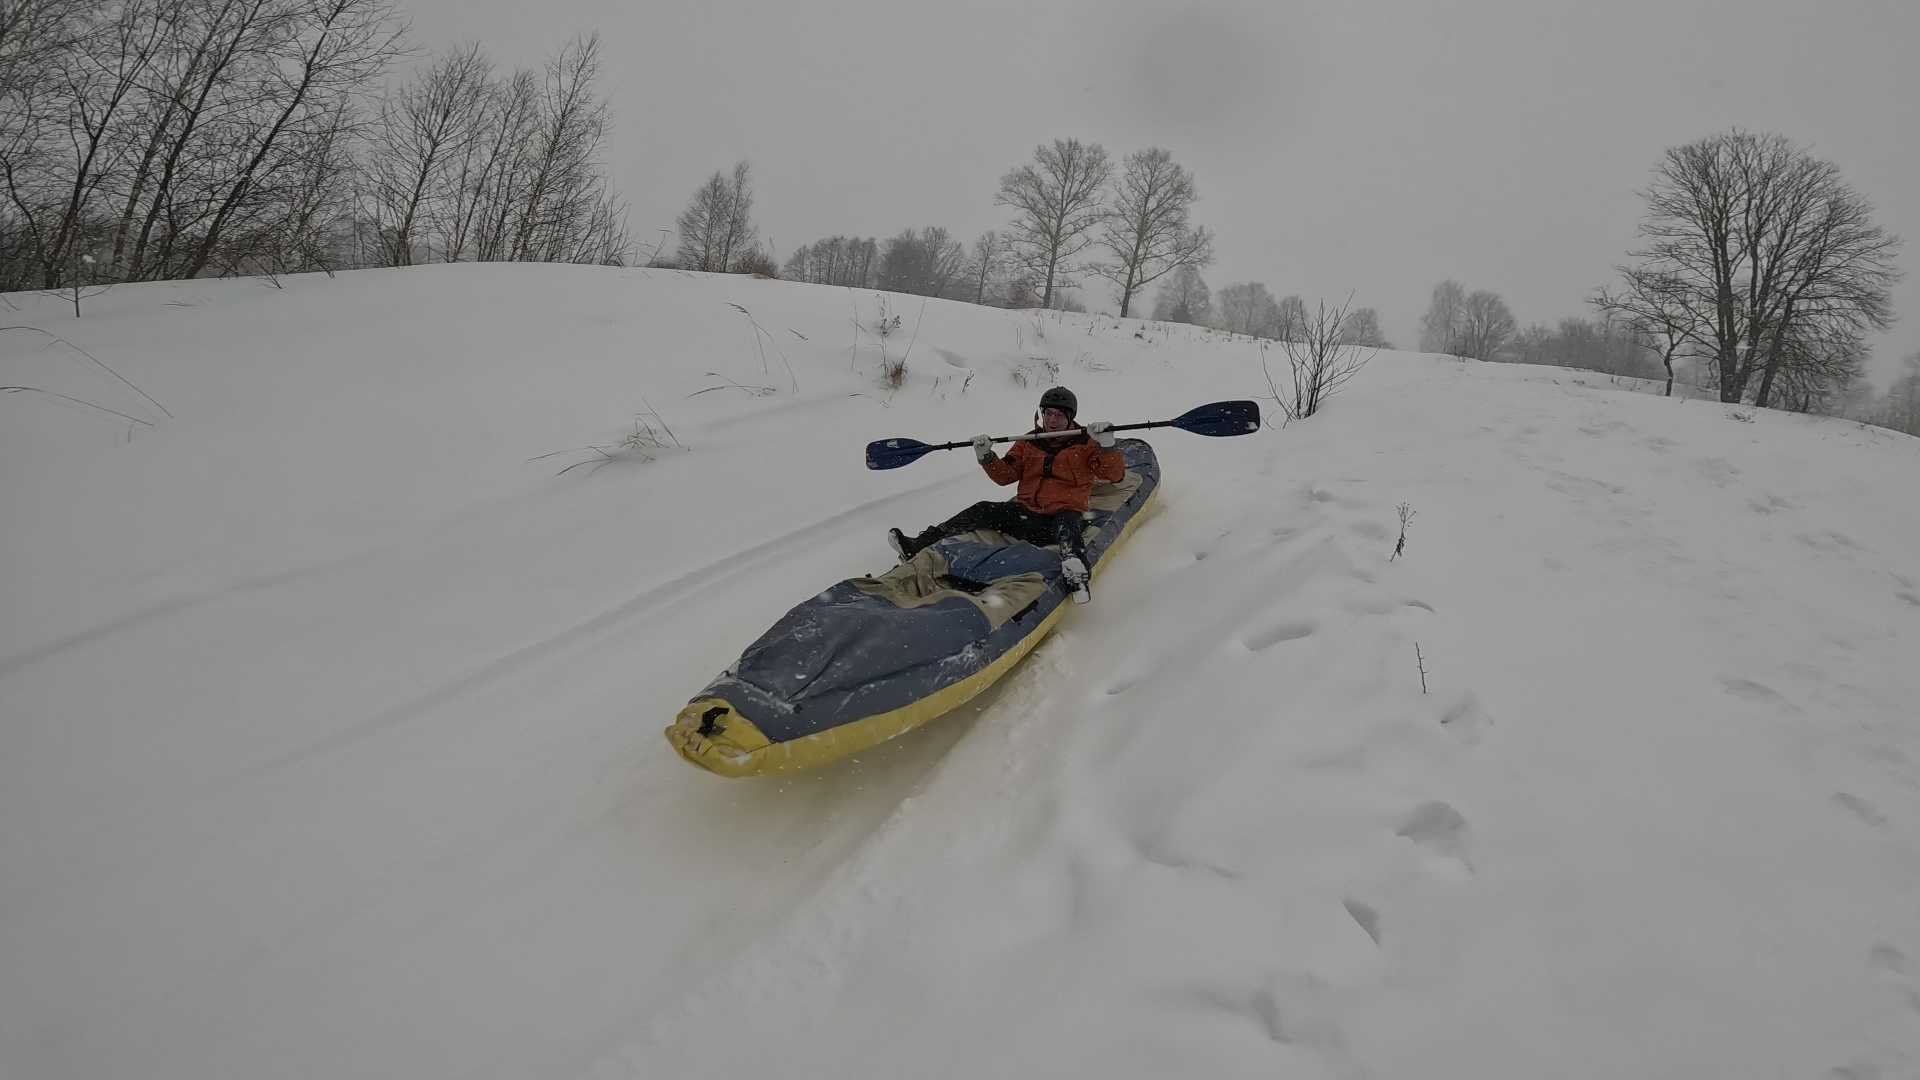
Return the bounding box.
[972,434,995,463]
[1085,420,1115,448]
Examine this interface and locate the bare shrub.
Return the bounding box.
[1011,358,1059,388]
[1391,502,1415,560]
[532,403,683,475]
[1262,297,1375,422]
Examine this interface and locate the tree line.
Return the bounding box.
[9,27,1906,439]
[0,3,633,292]
[668,138,1390,345]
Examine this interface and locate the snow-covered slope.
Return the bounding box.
[3,266,1917,1079]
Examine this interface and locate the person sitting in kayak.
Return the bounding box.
[888,386,1124,603]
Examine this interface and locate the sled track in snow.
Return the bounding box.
[228,472,979,786]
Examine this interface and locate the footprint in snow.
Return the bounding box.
[1693,457,1740,487]
[1342,897,1382,945]
[1546,471,1627,498]
[1243,621,1315,651]
[1747,493,1797,514]
[1831,792,1889,829]
[1398,800,1474,869]
[1719,677,1801,713]
[1898,591,1920,608]
[1350,519,1390,541]
[1797,531,1869,557]
[1869,944,1907,975]
[1194,973,1358,1070]
[1869,944,1920,1014]
[1437,692,1491,744]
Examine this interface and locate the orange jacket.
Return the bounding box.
[982,431,1127,514]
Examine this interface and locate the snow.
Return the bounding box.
[4,264,1918,1079]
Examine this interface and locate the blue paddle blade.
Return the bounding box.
[866,437,937,470]
[1170,399,1261,436]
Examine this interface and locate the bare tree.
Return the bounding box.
[1595,272,1708,395]
[966,229,1003,305]
[1769,321,1866,414]
[1879,351,1920,436]
[1418,280,1467,355]
[994,137,1111,309]
[179,0,408,280]
[1265,297,1375,421]
[1620,129,1901,404]
[877,226,965,297]
[675,160,758,273]
[1151,264,1209,324]
[366,42,491,266]
[1093,146,1213,318]
[1339,306,1391,348]
[502,33,625,264]
[1457,289,1516,361]
[1215,281,1282,337]
[1275,294,1308,341]
[3,0,159,288]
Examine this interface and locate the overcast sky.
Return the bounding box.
[405,0,1920,382]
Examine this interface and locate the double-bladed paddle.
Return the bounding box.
[865,399,1260,471]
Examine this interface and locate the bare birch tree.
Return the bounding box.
[675,160,758,273]
[179,0,407,280]
[1418,280,1468,355]
[367,42,491,266]
[994,137,1111,309]
[967,229,1003,305]
[782,235,878,287]
[1093,146,1212,318]
[1275,294,1308,341]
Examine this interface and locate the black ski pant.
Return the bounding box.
[911,500,1089,563]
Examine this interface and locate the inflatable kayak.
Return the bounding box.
[666,437,1162,777]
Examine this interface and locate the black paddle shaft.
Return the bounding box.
[922,418,1173,452]
[865,400,1259,470]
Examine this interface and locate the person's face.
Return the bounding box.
[1040,407,1071,432]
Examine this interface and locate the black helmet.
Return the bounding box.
[1038,386,1078,421]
